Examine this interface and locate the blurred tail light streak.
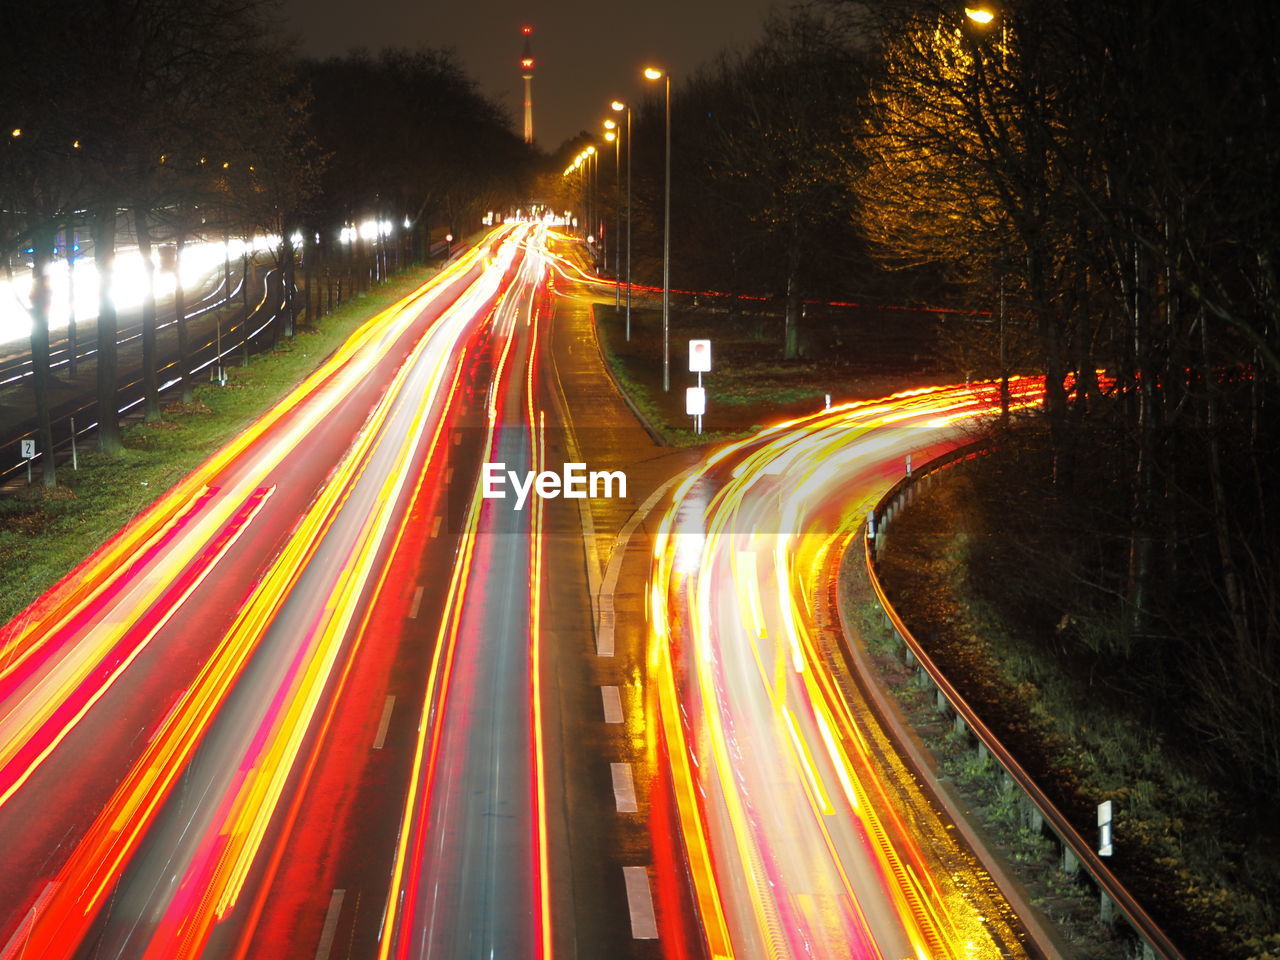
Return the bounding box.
[650,379,1050,959]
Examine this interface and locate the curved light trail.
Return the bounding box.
[650,379,1047,960]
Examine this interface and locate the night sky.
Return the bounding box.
[280,0,778,151]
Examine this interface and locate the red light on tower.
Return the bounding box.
[520,26,535,143]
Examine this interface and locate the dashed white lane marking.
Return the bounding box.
[622,866,659,939]
[601,685,624,724]
[314,888,346,960]
[408,585,424,619]
[373,696,396,750]
[611,762,638,813]
[430,516,442,538]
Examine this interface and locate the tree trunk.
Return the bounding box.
[283,229,296,337]
[93,205,122,453]
[30,222,57,487]
[65,219,78,379]
[175,230,191,402]
[1125,241,1155,644]
[783,218,802,360]
[134,206,160,421]
[1200,308,1250,650]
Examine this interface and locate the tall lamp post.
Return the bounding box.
[963,5,1008,419]
[604,120,621,307]
[588,145,599,265]
[611,100,633,340]
[563,151,588,239]
[644,66,672,390]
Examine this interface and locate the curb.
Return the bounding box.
[587,302,670,447]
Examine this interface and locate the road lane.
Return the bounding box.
[650,381,1049,960]
[0,229,519,958]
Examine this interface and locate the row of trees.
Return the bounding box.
[853,0,1280,799]
[2,3,531,486]
[540,11,880,361]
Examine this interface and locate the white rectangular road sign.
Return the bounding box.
[1097,800,1114,856]
[686,387,706,416]
[689,339,711,373]
[20,439,35,460]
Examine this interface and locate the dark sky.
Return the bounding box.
[280,0,779,150]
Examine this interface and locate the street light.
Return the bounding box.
[603,121,622,310]
[644,66,672,391]
[586,145,598,262]
[964,6,995,23]
[612,99,633,340]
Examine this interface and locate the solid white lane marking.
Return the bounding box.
[595,470,692,658]
[408,585,424,619]
[601,685,624,724]
[430,515,442,538]
[314,888,345,960]
[596,594,616,657]
[611,762,638,813]
[373,696,396,750]
[622,866,658,939]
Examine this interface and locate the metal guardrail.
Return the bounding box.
[864,440,1185,960]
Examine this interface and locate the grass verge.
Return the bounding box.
[592,294,957,446]
[0,261,444,627]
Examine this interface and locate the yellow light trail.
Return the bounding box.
[650,380,1044,960]
[1,228,521,960]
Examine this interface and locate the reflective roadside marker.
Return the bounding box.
[1098,800,1114,856]
[686,387,706,416]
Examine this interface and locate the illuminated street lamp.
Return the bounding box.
[612,100,633,340]
[644,66,672,391]
[586,145,598,260]
[960,4,1007,416]
[603,120,622,311]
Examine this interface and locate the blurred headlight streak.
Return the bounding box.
[649,379,1047,959]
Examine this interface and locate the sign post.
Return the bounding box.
[20,438,35,484]
[685,387,705,435]
[688,339,711,434]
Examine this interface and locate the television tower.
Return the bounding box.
[520,25,534,144]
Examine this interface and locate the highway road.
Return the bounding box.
[0,222,1047,960]
[0,226,519,958]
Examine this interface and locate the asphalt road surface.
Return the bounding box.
[0,224,1042,960]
